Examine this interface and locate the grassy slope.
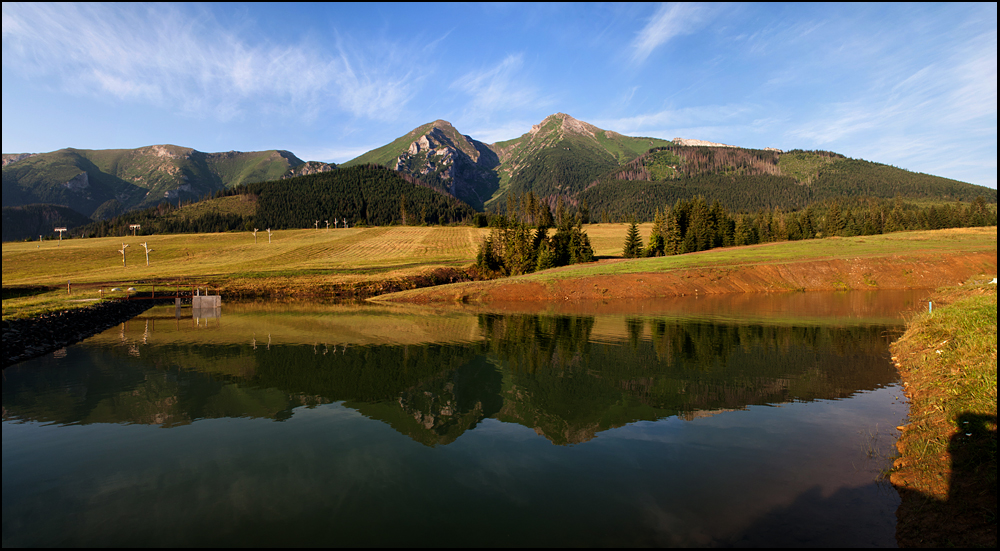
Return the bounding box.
[341,123,436,168]
[490,118,673,207]
[520,226,998,281]
[160,194,260,223]
[377,226,997,303]
[2,146,305,218]
[889,278,997,547]
[777,151,836,184]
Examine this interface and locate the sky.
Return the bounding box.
[2,3,996,188]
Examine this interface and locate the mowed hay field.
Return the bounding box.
[2,226,490,288]
[2,223,654,289]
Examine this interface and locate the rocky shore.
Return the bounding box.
[3,299,162,368]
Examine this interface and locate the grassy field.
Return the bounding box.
[889,277,997,547]
[508,226,998,282]
[3,224,996,319]
[2,226,487,286]
[1,223,646,287]
[2,225,489,318]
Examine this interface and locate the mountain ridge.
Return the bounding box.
[2,145,334,220]
[4,112,995,242]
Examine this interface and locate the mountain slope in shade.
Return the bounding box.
[343,120,499,210]
[1,204,94,242]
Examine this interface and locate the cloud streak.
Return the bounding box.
[451,54,543,115]
[1,3,417,122]
[630,3,703,64]
[786,27,997,186]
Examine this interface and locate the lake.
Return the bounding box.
[2,291,926,546]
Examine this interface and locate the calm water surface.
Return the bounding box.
[2,291,925,546]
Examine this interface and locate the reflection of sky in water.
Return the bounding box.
[2,295,912,547]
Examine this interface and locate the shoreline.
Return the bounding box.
[889,279,997,548]
[373,250,996,305]
[2,299,163,368]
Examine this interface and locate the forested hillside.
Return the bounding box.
[580,146,996,221]
[73,164,477,238]
[2,204,94,242]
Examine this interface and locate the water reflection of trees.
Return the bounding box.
[477,314,594,373]
[480,314,898,443]
[2,313,898,447]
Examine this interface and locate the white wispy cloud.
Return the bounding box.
[787,27,997,186]
[597,104,754,136]
[630,3,704,64]
[0,3,418,122]
[450,54,545,116]
[462,120,538,145]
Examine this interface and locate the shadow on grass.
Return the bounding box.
[895,412,997,547]
[1,286,51,301]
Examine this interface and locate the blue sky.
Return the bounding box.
[2,3,996,188]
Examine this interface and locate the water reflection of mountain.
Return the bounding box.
[2,314,897,446]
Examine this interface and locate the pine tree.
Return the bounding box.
[646,208,666,257]
[664,207,683,255]
[623,221,643,258]
[734,216,753,246]
[825,201,843,236]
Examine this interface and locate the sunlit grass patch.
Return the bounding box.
[890,275,998,494]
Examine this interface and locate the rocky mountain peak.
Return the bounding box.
[531,113,600,139]
[430,119,455,130]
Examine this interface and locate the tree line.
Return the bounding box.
[621,195,997,258]
[475,191,595,277]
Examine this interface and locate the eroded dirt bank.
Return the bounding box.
[377,251,997,304]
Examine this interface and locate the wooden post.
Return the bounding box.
[67,281,71,295]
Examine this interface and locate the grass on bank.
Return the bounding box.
[890,275,997,547]
[521,226,997,282]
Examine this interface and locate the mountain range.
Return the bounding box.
[3,113,996,240]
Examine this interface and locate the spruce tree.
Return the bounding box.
[623,221,643,258]
[825,201,843,236]
[646,208,666,257]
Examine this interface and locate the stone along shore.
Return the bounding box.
[3,300,161,368]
